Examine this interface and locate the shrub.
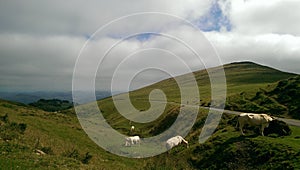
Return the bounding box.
[63,148,80,159]
[0,113,9,123]
[18,123,27,134]
[81,152,93,164]
[63,149,93,164]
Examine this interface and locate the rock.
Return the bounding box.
[35,149,46,155]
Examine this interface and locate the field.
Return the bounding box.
[0,61,299,169]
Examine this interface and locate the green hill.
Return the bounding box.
[124,61,296,107]
[1,99,300,169]
[1,61,299,169]
[226,75,300,119]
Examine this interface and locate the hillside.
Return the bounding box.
[226,75,300,119]
[1,61,300,169]
[124,61,296,109]
[0,99,143,169]
[1,99,300,169]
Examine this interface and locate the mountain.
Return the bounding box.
[1,61,299,169]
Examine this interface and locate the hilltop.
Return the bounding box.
[124,61,296,109]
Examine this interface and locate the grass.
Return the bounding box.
[0,99,142,169]
[226,75,300,119]
[1,98,300,169]
[0,61,299,169]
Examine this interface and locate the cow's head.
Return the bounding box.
[263,114,273,122]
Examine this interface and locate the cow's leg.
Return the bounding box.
[239,124,245,135]
[261,125,265,136]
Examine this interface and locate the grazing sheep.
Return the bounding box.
[125,136,140,146]
[166,135,188,150]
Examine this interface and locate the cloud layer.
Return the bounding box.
[0,0,300,92]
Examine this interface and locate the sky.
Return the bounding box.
[1,0,300,92]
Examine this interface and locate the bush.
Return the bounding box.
[63,148,80,159]
[0,113,9,123]
[18,123,27,134]
[81,152,93,164]
[264,120,291,136]
[63,149,92,164]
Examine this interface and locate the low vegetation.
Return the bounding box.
[226,76,300,119]
[29,99,73,112]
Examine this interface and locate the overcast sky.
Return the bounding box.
[1,0,300,92]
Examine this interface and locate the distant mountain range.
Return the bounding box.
[0,91,114,104]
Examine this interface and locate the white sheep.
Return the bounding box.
[125,136,140,146]
[166,135,188,150]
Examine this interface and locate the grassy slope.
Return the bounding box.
[97,61,300,169]
[1,61,299,169]
[226,75,300,119]
[1,100,299,169]
[126,61,296,107]
[0,99,141,169]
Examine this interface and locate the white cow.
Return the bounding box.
[237,113,273,136]
[166,135,188,150]
[125,136,140,146]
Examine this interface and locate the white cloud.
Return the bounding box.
[228,0,300,36]
[205,31,300,73]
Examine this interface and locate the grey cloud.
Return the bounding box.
[0,0,299,92]
[0,0,211,36]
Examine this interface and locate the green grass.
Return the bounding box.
[226,75,300,119]
[0,99,142,169]
[0,61,299,169]
[1,98,300,169]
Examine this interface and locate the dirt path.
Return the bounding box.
[137,99,300,127]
